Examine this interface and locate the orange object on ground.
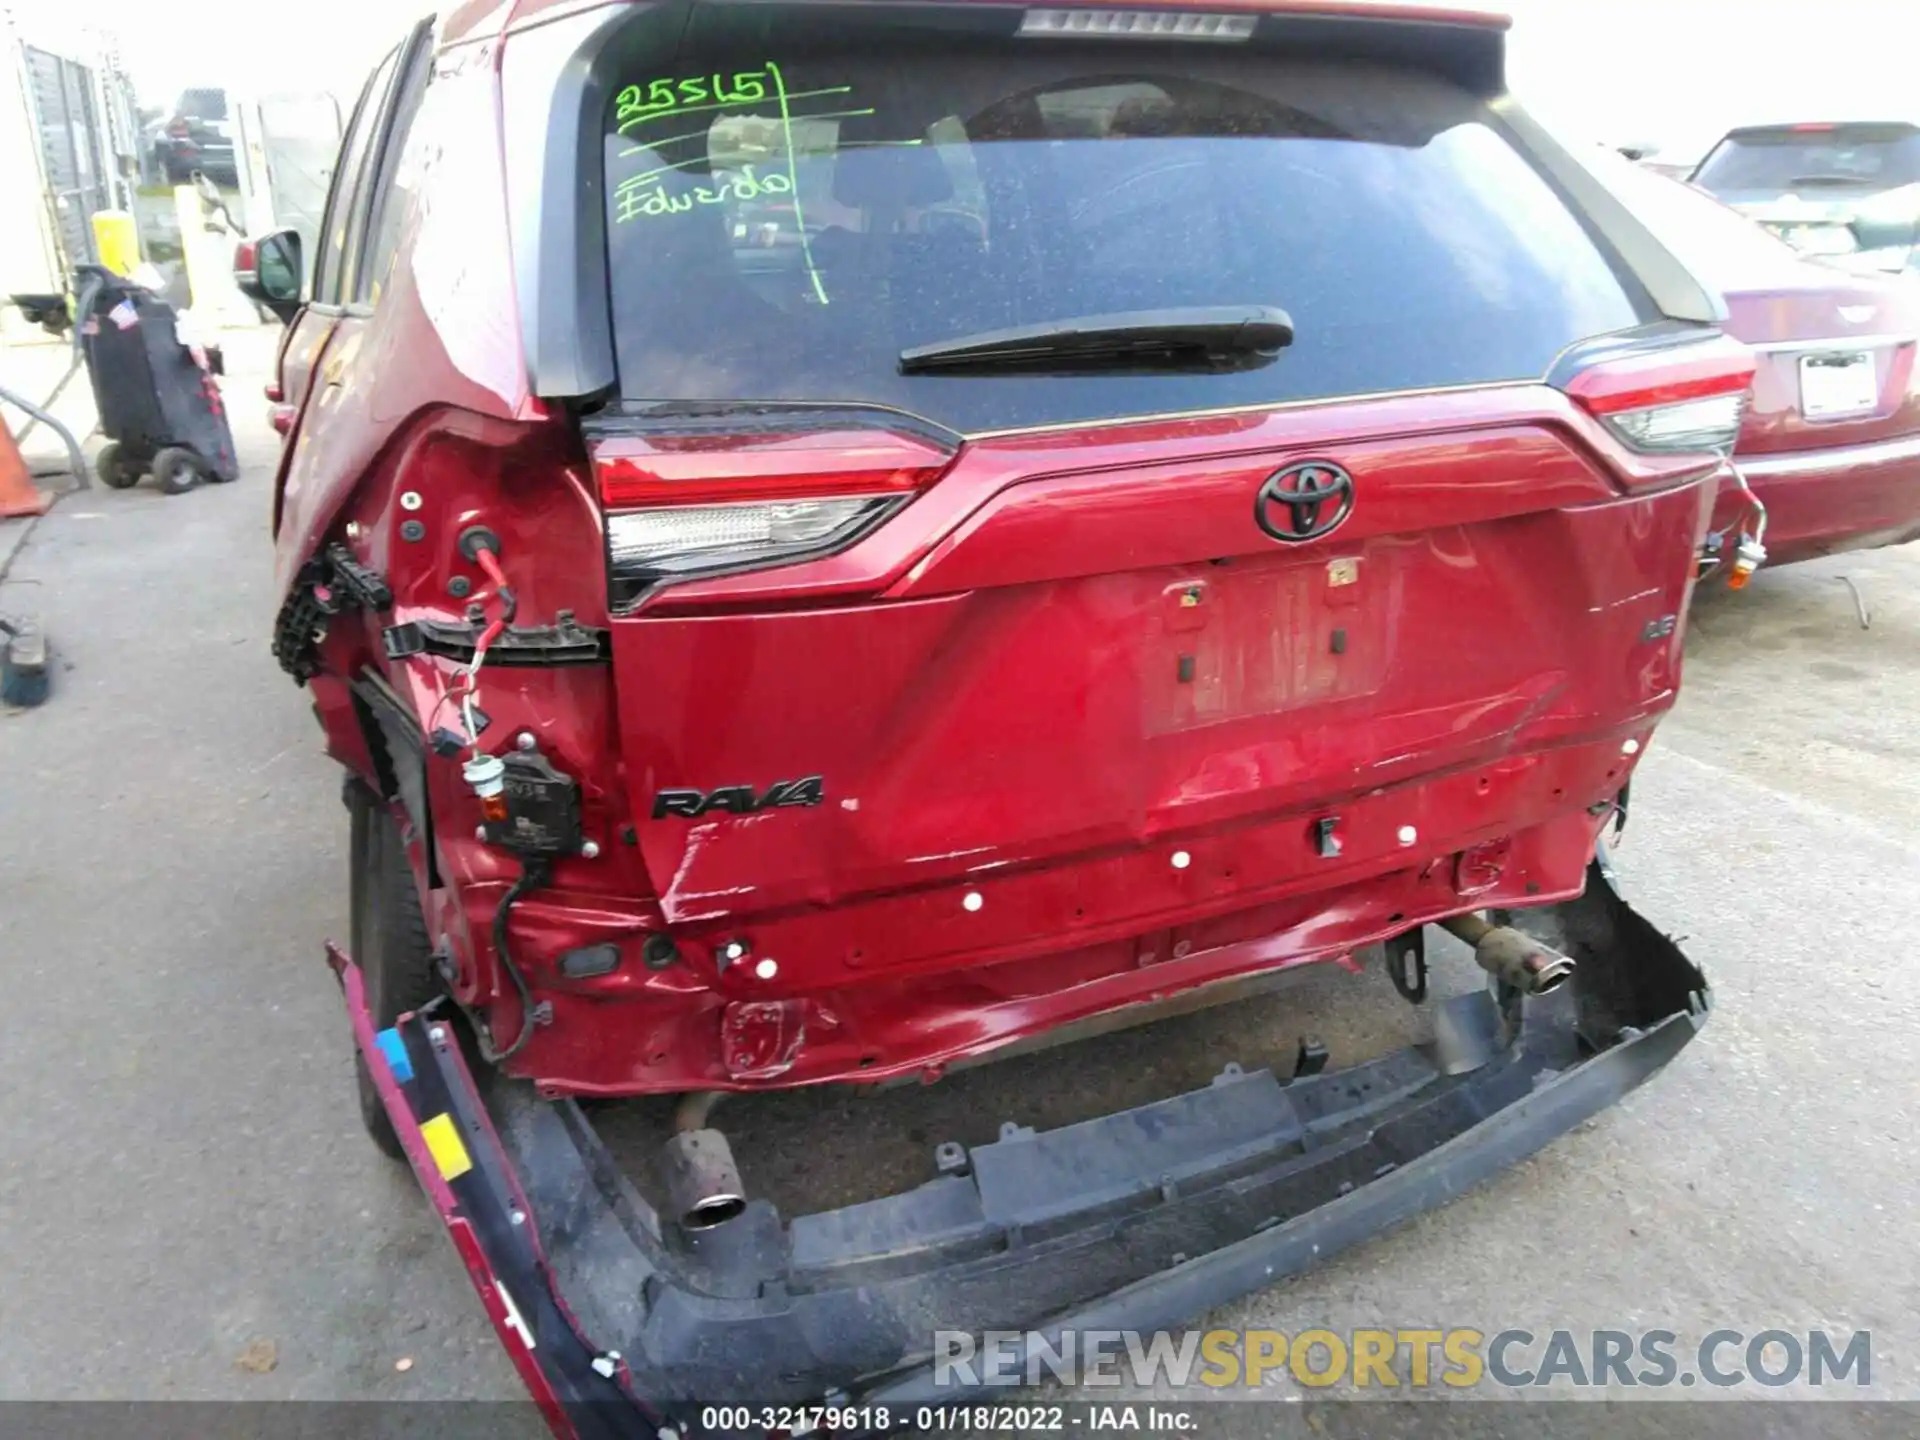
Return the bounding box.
[0,423,52,518]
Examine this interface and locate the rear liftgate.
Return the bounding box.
[332,861,1707,1437]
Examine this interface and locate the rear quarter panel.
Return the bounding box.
[272,40,531,599]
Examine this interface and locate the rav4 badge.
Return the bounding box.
[652,776,826,819]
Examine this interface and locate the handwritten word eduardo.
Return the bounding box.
[617,72,769,128]
[614,163,793,224]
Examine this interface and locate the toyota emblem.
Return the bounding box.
[1255,461,1355,544]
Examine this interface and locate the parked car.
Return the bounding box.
[238,3,1745,1423]
[153,87,236,186]
[1614,140,1695,182]
[1691,120,1920,273]
[1587,154,1920,576]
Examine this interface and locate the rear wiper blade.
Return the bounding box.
[899,306,1294,375]
[1786,174,1874,187]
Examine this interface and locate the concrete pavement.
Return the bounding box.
[1,335,1916,1422]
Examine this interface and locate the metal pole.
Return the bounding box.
[0,383,90,490]
[6,351,85,448]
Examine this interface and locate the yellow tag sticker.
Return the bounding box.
[419,1113,473,1182]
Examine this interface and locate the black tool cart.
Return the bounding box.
[75,266,239,494]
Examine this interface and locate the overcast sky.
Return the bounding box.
[1504,0,1918,161]
[11,0,1919,162]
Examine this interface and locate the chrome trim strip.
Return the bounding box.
[965,378,1527,442]
[1740,432,1920,478]
[1749,333,1916,356]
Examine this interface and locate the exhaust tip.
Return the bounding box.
[681,1193,748,1231]
[659,1127,749,1234]
[1523,954,1576,996]
[1468,924,1577,998]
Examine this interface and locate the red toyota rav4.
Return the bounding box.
[244,1,1742,1429]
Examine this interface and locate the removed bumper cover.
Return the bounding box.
[333,861,1707,1436]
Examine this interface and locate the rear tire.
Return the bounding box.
[152,446,202,495]
[346,781,442,1160]
[94,441,142,489]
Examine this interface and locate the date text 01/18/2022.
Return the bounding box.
[697,1406,1201,1433]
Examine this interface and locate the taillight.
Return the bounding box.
[1600,394,1749,453]
[1561,333,1758,459]
[591,426,955,605]
[233,239,257,277]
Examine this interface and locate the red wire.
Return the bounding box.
[418,547,512,752]
[474,548,508,590]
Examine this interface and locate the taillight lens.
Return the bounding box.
[607,496,901,575]
[593,426,955,606]
[1602,393,1749,453]
[1561,333,1758,459]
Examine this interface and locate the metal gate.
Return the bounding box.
[22,45,111,277]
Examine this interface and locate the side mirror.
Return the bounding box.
[234,229,302,325]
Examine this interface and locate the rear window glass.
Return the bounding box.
[601,38,1649,435]
[1694,127,1920,193]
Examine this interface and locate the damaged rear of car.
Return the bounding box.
[265,0,1744,1430]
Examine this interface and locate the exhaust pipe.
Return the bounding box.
[657,1127,748,1232]
[1438,913,1576,996]
[674,1090,726,1134]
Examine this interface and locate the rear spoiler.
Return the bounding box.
[1498,101,1727,327]
[715,3,1518,92]
[1719,119,1920,140]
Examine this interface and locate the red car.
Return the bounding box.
[241,2,1740,1427]
[1588,154,1920,580]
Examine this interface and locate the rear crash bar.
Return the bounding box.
[330,861,1708,1437]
